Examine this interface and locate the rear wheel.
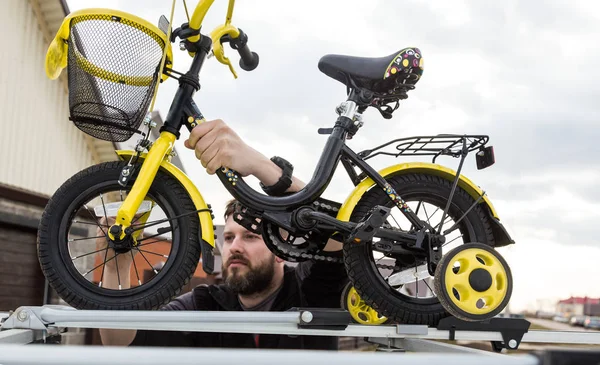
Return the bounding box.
[37,161,201,310]
[343,173,495,326]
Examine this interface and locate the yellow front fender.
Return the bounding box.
[115,150,215,248]
[337,162,514,247]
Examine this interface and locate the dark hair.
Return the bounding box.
[224,198,241,221]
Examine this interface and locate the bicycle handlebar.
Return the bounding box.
[229,28,259,71]
[182,0,258,77]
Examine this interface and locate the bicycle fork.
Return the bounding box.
[108,131,177,241]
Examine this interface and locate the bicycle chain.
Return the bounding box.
[265,200,400,271]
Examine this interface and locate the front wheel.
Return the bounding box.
[37,161,201,310]
[344,173,497,326]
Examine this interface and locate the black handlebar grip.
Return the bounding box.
[237,43,259,71]
[230,28,259,71]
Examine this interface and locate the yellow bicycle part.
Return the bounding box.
[114,150,215,249]
[109,131,176,240]
[186,0,242,78]
[342,284,388,325]
[131,200,155,242]
[45,8,173,83]
[436,243,511,319]
[336,162,514,247]
[210,24,241,78]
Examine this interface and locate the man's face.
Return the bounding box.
[221,215,278,295]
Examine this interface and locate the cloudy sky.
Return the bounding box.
[67,0,600,312]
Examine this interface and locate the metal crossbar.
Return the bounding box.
[1,305,600,365]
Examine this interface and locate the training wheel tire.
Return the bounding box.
[341,282,390,325]
[433,242,513,321]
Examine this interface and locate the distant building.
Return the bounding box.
[556,296,600,317]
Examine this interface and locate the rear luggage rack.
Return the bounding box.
[358,134,489,164]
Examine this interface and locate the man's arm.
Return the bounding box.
[184,119,304,192]
[98,266,138,346]
[98,265,198,346]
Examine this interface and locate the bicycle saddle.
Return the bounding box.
[318,47,424,94]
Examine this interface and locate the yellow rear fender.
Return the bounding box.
[115,150,215,249]
[336,162,514,247]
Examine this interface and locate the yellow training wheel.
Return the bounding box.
[433,243,513,321]
[341,282,389,325]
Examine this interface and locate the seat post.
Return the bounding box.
[336,100,358,120]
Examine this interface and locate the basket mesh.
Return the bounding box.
[67,14,166,142]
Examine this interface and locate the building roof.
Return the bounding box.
[558,296,600,305]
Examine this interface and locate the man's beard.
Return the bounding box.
[222,253,276,295]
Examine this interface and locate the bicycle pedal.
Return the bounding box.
[232,205,262,234]
[348,205,391,244]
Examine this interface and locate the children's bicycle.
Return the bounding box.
[39,0,515,326]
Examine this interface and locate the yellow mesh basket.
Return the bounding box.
[46,9,173,142]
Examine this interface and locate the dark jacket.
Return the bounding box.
[130,259,349,350]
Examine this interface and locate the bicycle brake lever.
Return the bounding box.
[210,25,240,79]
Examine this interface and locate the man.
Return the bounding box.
[98,119,349,349]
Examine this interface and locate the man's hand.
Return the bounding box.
[184,119,306,193]
[184,119,266,176]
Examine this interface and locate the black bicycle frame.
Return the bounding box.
[159,31,427,234]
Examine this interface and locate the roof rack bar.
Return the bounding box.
[2,305,600,347]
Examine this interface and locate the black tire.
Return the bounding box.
[343,173,495,326]
[37,161,201,310]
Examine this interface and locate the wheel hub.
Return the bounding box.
[468,268,492,292]
[107,226,135,254]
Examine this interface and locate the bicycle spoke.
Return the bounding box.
[389,214,402,231]
[433,215,454,232]
[68,235,105,243]
[98,246,109,287]
[85,251,116,278]
[137,231,166,242]
[137,240,163,248]
[441,195,485,235]
[442,233,464,248]
[114,254,122,290]
[71,247,108,260]
[130,249,142,286]
[429,206,441,220]
[409,201,423,231]
[99,193,110,229]
[422,203,432,227]
[137,249,169,259]
[415,201,422,216]
[134,247,159,274]
[84,204,106,235]
[131,209,151,226]
[73,220,109,228]
[130,208,211,232]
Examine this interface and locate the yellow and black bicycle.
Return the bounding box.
[39,0,514,326]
